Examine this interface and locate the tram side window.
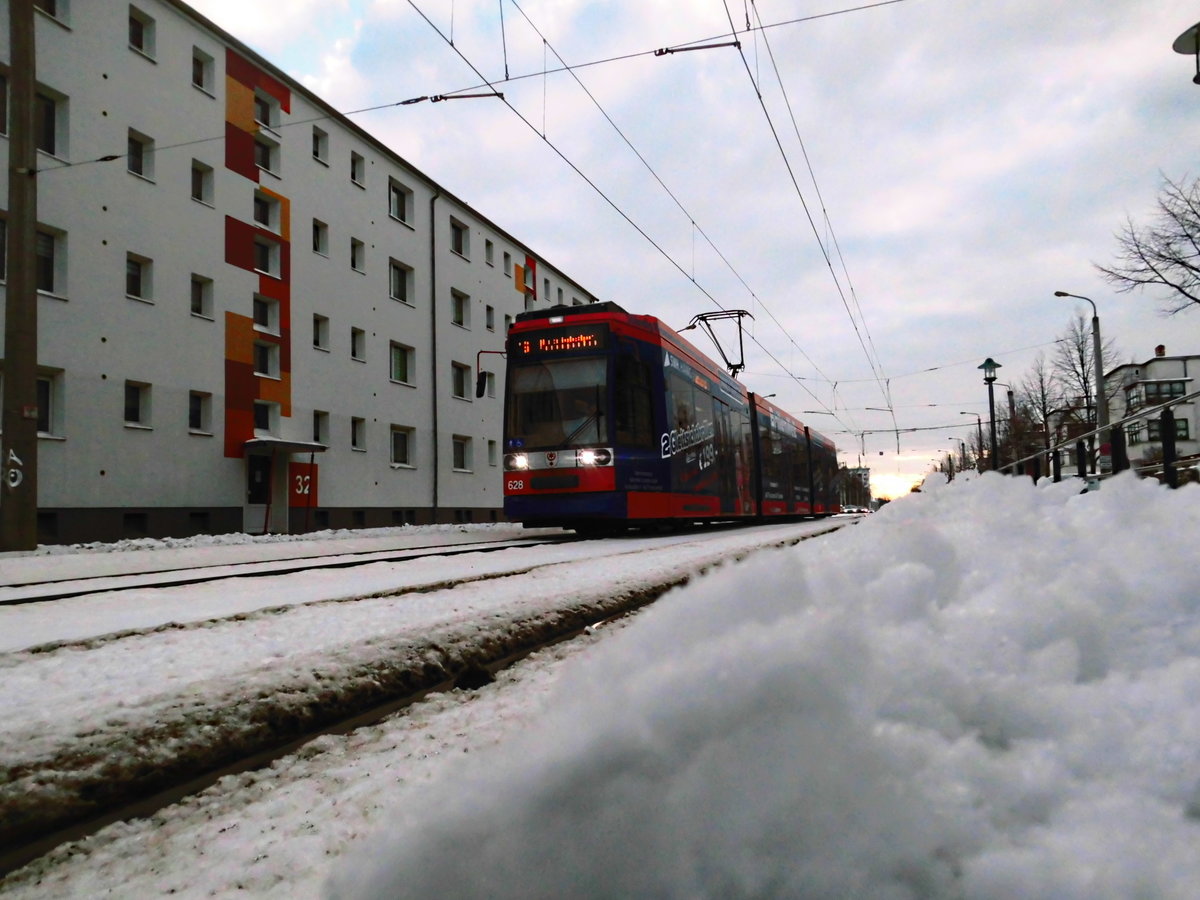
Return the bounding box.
[615,355,655,448]
[792,435,811,503]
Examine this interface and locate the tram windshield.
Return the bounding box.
[506,357,608,450]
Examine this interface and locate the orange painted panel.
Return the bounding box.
[226,78,256,133]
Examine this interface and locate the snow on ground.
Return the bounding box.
[3,473,1200,898]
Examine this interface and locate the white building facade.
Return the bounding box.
[1,0,598,543]
[1109,345,1197,472]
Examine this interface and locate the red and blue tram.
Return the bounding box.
[502,302,840,530]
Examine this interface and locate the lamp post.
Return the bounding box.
[1053,291,1108,473]
[949,437,966,470]
[978,358,1001,470]
[960,412,983,469]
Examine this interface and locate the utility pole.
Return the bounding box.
[2,0,40,550]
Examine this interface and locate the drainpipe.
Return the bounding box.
[429,191,441,521]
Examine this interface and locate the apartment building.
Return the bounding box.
[0,0,598,543]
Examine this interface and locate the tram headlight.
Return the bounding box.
[577,448,612,466]
[506,453,529,470]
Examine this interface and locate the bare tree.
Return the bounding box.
[1097,174,1200,315]
[1018,352,1059,450]
[1051,315,1122,421]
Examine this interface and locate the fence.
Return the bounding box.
[998,389,1200,488]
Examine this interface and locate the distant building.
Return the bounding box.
[1108,345,1198,476]
[840,466,871,508]
[2,0,599,543]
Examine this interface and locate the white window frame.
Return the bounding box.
[390,425,414,467]
[127,128,154,180]
[389,342,414,385]
[128,6,156,59]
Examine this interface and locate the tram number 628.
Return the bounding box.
[506,479,525,492]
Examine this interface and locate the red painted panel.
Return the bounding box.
[225,216,257,271]
[288,461,319,507]
[226,49,292,111]
[225,122,258,183]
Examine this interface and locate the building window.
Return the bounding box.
[253,341,279,377]
[128,6,155,58]
[35,230,60,294]
[254,134,279,174]
[190,274,212,317]
[253,190,280,231]
[451,363,470,400]
[124,381,150,426]
[557,287,563,304]
[350,151,365,185]
[312,218,329,255]
[483,371,496,398]
[34,0,66,22]
[253,400,276,434]
[391,426,413,466]
[35,91,62,157]
[351,416,366,450]
[389,259,412,303]
[253,294,279,333]
[488,439,498,467]
[450,219,468,257]
[312,126,328,163]
[390,342,414,384]
[188,391,211,432]
[253,237,279,276]
[1147,417,1190,441]
[350,238,365,273]
[312,314,329,349]
[125,253,152,300]
[486,305,495,331]
[388,178,412,223]
[253,91,279,130]
[313,410,329,444]
[191,160,213,203]
[543,277,550,299]
[503,251,511,275]
[452,435,472,471]
[485,239,494,266]
[351,327,366,361]
[191,47,214,93]
[1145,381,1187,404]
[36,375,56,435]
[451,289,469,328]
[127,129,154,179]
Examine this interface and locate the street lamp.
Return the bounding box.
[978,358,1001,470]
[949,437,966,470]
[1054,291,1108,472]
[959,412,983,468]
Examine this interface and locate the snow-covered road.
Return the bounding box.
[0,520,841,863]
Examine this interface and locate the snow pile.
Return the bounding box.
[333,472,1200,900]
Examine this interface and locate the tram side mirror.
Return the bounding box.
[475,371,487,398]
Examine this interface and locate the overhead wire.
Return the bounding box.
[720,0,892,443]
[502,0,845,416]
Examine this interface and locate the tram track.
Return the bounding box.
[0,533,578,606]
[0,520,847,878]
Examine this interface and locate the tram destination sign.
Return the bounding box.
[512,324,608,356]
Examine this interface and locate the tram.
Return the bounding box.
[501,302,840,530]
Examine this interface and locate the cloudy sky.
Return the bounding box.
[189,0,1200,498]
